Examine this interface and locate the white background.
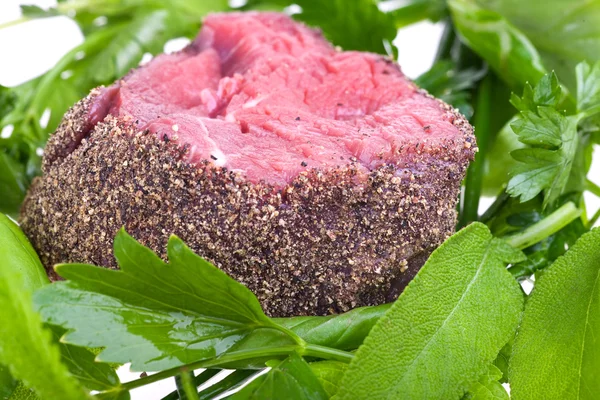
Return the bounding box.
[1,0,598,399]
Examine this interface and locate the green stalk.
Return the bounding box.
[301,344,355,362]
[197,370,256,400]
[0,17,31,30]
[589,207,600,228]
[161,370,221,400]
[175,370,198,400]
[110,345,354,394]
[176,370,199,400]
[586,179,600,198]
[434,18,456,62]
[479,191,509,224]
[458,75,493,227]
[504,202,581,249]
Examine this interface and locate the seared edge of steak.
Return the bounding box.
[21,92,474,317]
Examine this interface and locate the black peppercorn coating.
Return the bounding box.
[20,89,475,317]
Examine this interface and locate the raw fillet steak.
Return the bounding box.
[20,12,476,317]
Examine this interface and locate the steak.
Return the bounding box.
[20,12,475,317]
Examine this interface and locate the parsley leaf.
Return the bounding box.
[576,61,600,117]
[34,229,297,372]
[506,73,580,207]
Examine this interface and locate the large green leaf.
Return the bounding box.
[230,353,327,400]
[0,214,88,400]
[51,327,123,393]
[34,229,296,371]
[335,223,524,400]
[509,228,600,400]
[0,151,28,217]
[476,0,600,94]
[90,11,179,83]
[448,0,547,90]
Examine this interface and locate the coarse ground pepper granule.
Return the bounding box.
[20,89,475,317]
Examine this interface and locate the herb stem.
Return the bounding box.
[162,369,221,400]
[268,322,307,347]
[434,18,456,62]
[0,17,30,30]
[301,344,355,363]
[585,179,600,198]
[479,191,509,224]
[589,208,600,228]
[459,75,493,227]
[504,202,581,249]
[176,369,199,400]
[113,345,354,394]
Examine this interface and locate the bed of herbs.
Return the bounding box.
[1,1,599,399]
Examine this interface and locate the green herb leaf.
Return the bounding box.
[386,0,448,28]
[7,381,39,400]
[0,363,17,399]
[193,370,254,400]
[89,11,179,83]
[0,85,17,117]
[229,353,327,400]
[291,0,396,54]
[19,5,59,18]
[507,74,580,207]
[471,0,600,94]
[335,223,524,400]
[509,228,600,400]
[0,152,28,218]
[415,60,486,118]
[448,0,547,89]
[492,340,512,384]
[462,365,508,400]
[310,361,348,398]
[576,61,600,117]
[34,229,295,371]
[509,108,563,147]
[0,213,88,400]
[274,303,390,351]
[51,327,123,393]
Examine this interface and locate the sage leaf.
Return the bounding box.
[509,228,600,400]
[229,353,327,400]
[335,223,524,400]
[6,382,38,400]
[0,214,89,399]
[34,229,294,371]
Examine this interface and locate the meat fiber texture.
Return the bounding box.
[20,12,476,317]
